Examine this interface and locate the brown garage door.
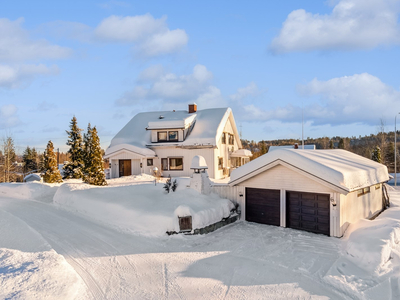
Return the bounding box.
[286,191,330,236]
[246,188,280,226]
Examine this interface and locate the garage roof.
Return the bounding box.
[229,149,389,193]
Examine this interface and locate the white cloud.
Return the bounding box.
[241,73,400,126]
[0,104,20,129]
[116,64,215,106]
[0,18,72,61]
[270,0,400,53]
[230,82,260,101]
[0,64,59,88]
[95,14,188,57]
[297,73,400,125]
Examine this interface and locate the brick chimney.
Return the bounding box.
[188,103,197,113]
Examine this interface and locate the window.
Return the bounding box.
[147,159,153,166]
[169,131,178,141]
[218,157,223,170]
[158,131,167,142]
[228,134,234,145]
[222,133,226,144]
[375,184,381,190]
[169,158,183,170]
[357,186,371,197]
[161,158,168,170]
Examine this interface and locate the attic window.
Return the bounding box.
[228,134,234,145]
[158,131,167,141]
[159,115,164,119]
[222,133,226,144]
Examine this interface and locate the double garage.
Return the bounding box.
[229,149,389,237]
[246,188,330,235]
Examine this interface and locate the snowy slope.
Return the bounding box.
[0,207,88,299]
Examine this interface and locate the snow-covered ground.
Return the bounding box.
[1,176,400,299]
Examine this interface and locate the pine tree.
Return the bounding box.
[43,141,63,183]
[260,141,267,155]
[329,140,334,149]
[82,123,92,177]
[83,126,107,186]
[63,116,84,179]
[2,136,16,182]
[338,138,345,149]
[371,146,382,163]
[23,146,38,173]
[385,142,395,171]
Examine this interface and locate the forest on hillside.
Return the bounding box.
[241,130,400,173]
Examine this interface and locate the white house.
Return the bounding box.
[104,104,252,179]
[227,148,389,237]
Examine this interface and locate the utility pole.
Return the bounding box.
[395,113,400,186]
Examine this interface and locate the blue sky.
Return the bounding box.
[1,0,400,153]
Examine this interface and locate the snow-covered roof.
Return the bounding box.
[106,107,240,152]
[229,149,389,193]
[24,173,41,182]
[190,155,208,169]
[104,143,156,158]
[269,145,316,151]
[147,113,196,130]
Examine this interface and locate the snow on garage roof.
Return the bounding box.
[229,149,389,193]
[106,107,234,151]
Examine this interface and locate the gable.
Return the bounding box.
[237,164,336,194]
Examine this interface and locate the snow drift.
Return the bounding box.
[0,182,59,203]
[53,181,235,236]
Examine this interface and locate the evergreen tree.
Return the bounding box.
[260,141,267,155]
[2,136,16,182]
[43,141,63,183]
[83,126,107,186]
[329,140,334,149]
[63,116,84,179]
[385,142,395,171]
[82,123,92,176]
[371,146,382,163]
[338,138,345,149]
[22,146,38,173]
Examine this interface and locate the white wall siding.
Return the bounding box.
[237,164,336,194]
[151,131,157,142]
[339,184,383,236]
[109,151,144,160]
[211,185,245,217]
[154,147,216,178]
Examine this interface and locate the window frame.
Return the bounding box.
[222,132,226,144]
[147,159,153,166]
[218,157,223,170]
[168,131,178,141]
[161,158,168,171]
[357,186,371,197]
[169,157,183,171]
[158,131,168,142]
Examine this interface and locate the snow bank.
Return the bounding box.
[0,209,87,299]
[341,187,400,275]
[0,182,60,203]
[54,182,234,237]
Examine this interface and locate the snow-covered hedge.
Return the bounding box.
[53,182,234,237]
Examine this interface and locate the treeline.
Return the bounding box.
[0,116,107,185]
[241,131,400,172]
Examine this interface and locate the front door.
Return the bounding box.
[119,160,131,177]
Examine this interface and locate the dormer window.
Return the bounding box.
[169,131,178,141]
[222,133,226,144]
[158,131,167,142]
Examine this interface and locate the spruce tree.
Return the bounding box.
[63,116,84,179]
[83,126,107,186]
[371,146,382,163]
[43,141,63,183]
[338,138,345,149]
[23,146,38,173]
[329,140,334,149]
[82,123,92,177]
